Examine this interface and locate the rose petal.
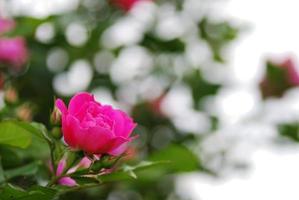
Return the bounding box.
[63,115,86,148]
[107,136,130,156]
[100,106,136,138]
[68,92,96,115]
[82,126,113,154]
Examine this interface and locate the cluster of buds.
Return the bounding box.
[49,153,127,187]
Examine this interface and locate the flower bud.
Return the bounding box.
[51,127,62,139]
[4,86,18,104]
[50,106,61,125]
[16,103,32,121]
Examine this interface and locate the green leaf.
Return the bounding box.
[30,122,54,144]
[99,161,168,182]
[0,184,57,200]
[199,17,238,62]
[149,144,200,172]
[7,121,51,159]
[184,70,220,110]
[278,122,299,142]
[4,161,40,180]
[0,184,27,200]
[0,157,5,183]
[141,34,185,53]
[0,121,32,148]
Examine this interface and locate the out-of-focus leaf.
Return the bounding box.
[0,121,32,148]
[10,17,48,37]
[149,144,200,172]
[141,34,185,53]
[4,161,40,180]
[0,184,27,200]
[199,17,238,62]
[0,184,57,200]
[0,147,22,168]
[0,157,5,183]
[278,123,299,142]
[184,70,220,110]
[260,62,290,98]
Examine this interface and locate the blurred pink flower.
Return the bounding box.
[0,37,28,69]
[0,18,15,34]
[0,73,4,89]
[55,92,137,156]
[281,58,299,85]
[260,57,299,98]
[111,0,151,11]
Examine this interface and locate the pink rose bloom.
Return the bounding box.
[55,92,137,156]
[0,37,28,68]
[111,0,151,11]
[0,18,15,34]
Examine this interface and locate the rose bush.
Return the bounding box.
[55,92,137,155]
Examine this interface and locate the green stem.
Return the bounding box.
[58,183,103,195]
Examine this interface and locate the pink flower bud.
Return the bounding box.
[56,158,67,177]
[50,106,62,125]
[67,157,92,174]
[58,177,77,187]
[55,92,137,156]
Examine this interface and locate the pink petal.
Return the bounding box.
[58,177,77,187]
[0,18,15,34]
[68,92,96,115]
[100,106,136,138]
[82,126,113,154]
[63,115,86,148]
[67,157,92,174]
[0,37,28,67]
[55,99,68,115]
[107,137,130,156]
[56,159,66,177]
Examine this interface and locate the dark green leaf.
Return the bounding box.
[0,184,27,200]
[4,161,40,180]
[141,34,185,53]
[278,123,299,142]
[0,184,57,200]
[184,70,220,110]
[0,121,32,148]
